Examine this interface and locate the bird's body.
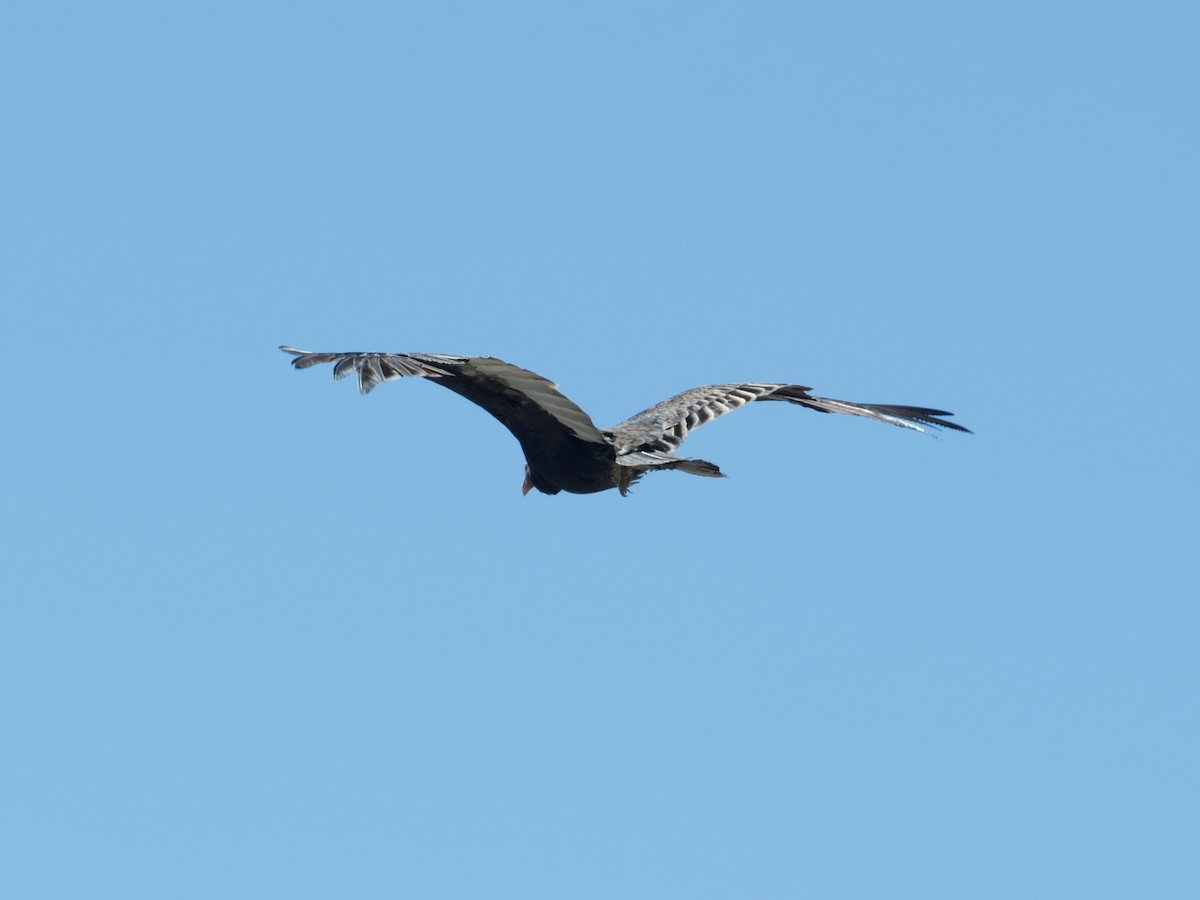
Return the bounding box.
[281,346,969,495]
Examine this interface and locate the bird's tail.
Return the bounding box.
[615,450,724,477]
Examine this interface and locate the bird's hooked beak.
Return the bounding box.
[522,464,533,496]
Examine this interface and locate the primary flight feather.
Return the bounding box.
[280,346,970,496]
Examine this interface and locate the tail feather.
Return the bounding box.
[616,450,724,477]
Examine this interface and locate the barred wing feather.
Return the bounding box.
[608,382,970,456]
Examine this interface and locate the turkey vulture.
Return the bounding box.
[281,346,970,496]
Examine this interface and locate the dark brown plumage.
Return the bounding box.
[281,346,970,495]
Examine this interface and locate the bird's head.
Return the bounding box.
[522,463,560,496]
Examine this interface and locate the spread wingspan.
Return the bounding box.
[283,346,970,496]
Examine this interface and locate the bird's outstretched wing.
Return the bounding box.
[281,347,615,488]
[607,382,970,456]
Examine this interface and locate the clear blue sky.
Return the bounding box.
[4,1,1197,897]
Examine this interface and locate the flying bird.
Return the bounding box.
[281,346,970,496]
